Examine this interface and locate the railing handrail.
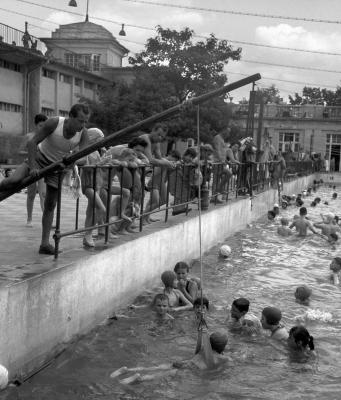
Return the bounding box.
[0,73,261,202]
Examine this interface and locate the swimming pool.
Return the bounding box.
[6,186,341,400]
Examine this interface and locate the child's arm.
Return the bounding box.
[172,290,193,311]
[178,280,198,304]
[332,273,340,285]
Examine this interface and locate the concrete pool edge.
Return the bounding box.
[0,175,314,380]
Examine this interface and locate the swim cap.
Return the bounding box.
[262,307,282,325]
[295,285,312,301]
[219,245,231,258]
[210,332,228,354]
[0,365,8,389]
[87,127,104,142]
[242,313,262,335]
[325,212,335,221]
[161,270,177,287]
[273,203,279,208]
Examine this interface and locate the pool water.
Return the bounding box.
[4,186,341,400]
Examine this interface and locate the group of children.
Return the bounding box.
[110,252,317,384]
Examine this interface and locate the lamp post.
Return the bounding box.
[68,0,90,22]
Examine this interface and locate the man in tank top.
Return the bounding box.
[0,104,90,254]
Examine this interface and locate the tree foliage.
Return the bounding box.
[289,86,341,106]
[256,84,282,104]
[82,25,242,143]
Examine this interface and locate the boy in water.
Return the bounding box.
[110,329,229,384]
[152,293,174,322]
[261,306,288,340]
[289,207,317,237]
[161,270,193,311]
[294,285,312,306]
[277,218,293,237]
[227,298,250,332]
[314,213,341,240]
[174,261,199,304]
[329,257,341,284]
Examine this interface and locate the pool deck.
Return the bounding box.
[0,190,204,286]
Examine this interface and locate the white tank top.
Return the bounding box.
[38,117,82,162]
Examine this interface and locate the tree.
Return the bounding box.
[289,86,341,105]
[82,26,242,143]
[129,26,241,102]
[257,84,282,104]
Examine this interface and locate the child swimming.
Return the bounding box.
[329,257,341,284]
[174,261,199,304]
[289,207,317,237]
[294,285,312,306]
[161,270,193,311]
[227,298,250,332]
[152,293,174,322]
[287,326,315,353]
[277,218,293,237]
[261,307,288,340]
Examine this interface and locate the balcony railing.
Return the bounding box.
[0,22,45,54]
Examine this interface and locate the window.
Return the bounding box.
[41,107,55,117]
[59,73,72,84]
[0,58,21,72]
[279,132,300,152]
[75,78,82,87]
[327,133,341,144]
[0,101,22,112]
[42,69,55,79]
[92,54,100,71]
[59,110,69,117]
[65,53,82,68]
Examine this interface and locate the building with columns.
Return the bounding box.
[0,20,131,163]
[232,102,341,171]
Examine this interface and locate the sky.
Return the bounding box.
[2,0,341,102]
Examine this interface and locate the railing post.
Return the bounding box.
[104,167,113,244]
[54,171,63,260]
[139,167,145,232]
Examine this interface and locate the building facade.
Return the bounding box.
[232,103,341,171]
[0,21,131,162]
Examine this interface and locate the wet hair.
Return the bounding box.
[168,150,181,161]
[295,285,312,302]
[296,198,304,207]
[210,332,228,354]
[232,298,250,313]
[262,306,282,325]
[332,192,338,199]
[174,261,190,273]
[34,113,48,125]
[161,270,177,288]
[330,257,341,272]
[193,296,209,310]
[152,293,169,306]
[183,148,197,159]
[268,210,276,220]
[314,197,321,204]
[128,137,148,149]
[281,218,289,226]
[330,233,338,242]
[310,201,316,207]
[289,326,314,350]
[299,207,307,216]
[69,103,90,118]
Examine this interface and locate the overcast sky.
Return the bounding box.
[2,0,341,102]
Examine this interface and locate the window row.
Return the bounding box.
[42,69,96,91]
[0,58,21,72]
[64,53,101,72]
[0,102,22,112]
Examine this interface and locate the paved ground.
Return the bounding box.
[0,189,200,287]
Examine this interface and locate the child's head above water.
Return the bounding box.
[161,270,177,289]
[295,285,312,304]
[193,296,209,318]
[273,204,280,215]
[261,306,282,329]
[314,197,321,204]
[210,332,228,354]
[311,201,317,207]
[330,257,341,273]
[280,217,289,226]
[231,298,250,320]
[288,326,314,351]
[329,233,338,244]
[267,210,276,220]
[152,293,170,316]
[241,313,262,336]
[219,245,232,258]
[296,198,304,207]
[174,261,189,281]
[299,207,307,216]
[332,192,337,199]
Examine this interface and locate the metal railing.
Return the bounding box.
[0,22,45,53]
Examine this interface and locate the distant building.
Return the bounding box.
[0,20,133,163]
[232,102,341,171]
